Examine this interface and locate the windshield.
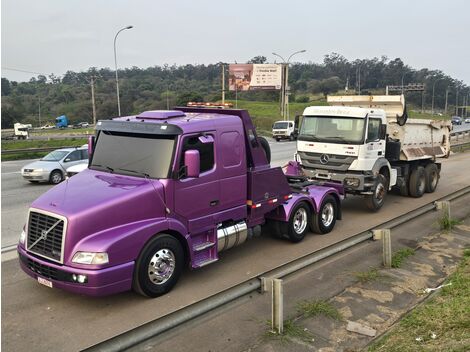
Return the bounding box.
[90,131,176,179]
[41,150,68,161]
[299,116,365,144]
[273,122,289,129]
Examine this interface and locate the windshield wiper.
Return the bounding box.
[91,164,114,173]
[116,168,150,178]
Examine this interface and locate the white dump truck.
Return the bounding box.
[295,95,451,211]
[14,123,32,139]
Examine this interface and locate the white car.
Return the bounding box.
[21,146,88,184]
[66,163,88,178]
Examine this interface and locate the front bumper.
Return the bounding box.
[303,168,373,194]
[21,170,50,181]
[18,245,134,296]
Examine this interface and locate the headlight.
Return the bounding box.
[72,251,109,265]
[344,177,360,188]
[19,229,26,244]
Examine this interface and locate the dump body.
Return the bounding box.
[18,108,342,297]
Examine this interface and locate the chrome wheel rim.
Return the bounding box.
[375,183,385,204]
[51,172,62,184]
[321,203,334,227]
[147,249,175,285]
[293,208,308,234]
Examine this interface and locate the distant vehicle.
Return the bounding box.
[464,117,470,124]
[21,146,89,184]
[451,116,462,125]
[66,163,88,178]
[272,120,296,141]
[13,123,32,139]
[55,115,69,128]
[73,121,90,129]
[39,124,54,129]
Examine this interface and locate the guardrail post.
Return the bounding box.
[435,200,451,220]
[373,229,392,268]
[272,279,283,334]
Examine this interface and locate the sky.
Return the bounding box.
[1,0,469,84]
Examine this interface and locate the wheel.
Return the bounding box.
[258,136,271,163]
[133,234,184,298]
[365,174,388,211]
[424,163,439,193]
[312,195,337,234]
[49,170,63,184]
[409,166,426,197]
[275,137,280,142]
[289,134,294,141]
[287,202,311,242]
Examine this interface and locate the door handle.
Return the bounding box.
[210,200,219,206]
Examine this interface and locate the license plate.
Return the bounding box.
[38,277,53,288]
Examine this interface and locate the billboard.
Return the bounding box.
[228,64,282,91]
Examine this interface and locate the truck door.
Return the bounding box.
[365,117,385,164]
[173,133,220,232]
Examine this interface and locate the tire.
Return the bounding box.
[289,134,294,141]
[133,234,184,298]
[258,136,271,163]
[275,137,280,142]
[49,170,63,184]
[409,166,426,198]
[424,163,439,193]
[312,195,337,234]
[365,174,388,212]
[287,202,311,242]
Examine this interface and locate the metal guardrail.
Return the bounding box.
[2,129,469,156]
[83,185,470,352]
[1,146,85,155]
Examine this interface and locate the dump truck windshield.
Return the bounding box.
[90,131,176,179]
[273,122,289,129]
[299,116,365,144]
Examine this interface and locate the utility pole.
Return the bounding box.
[444,87,449,115]
[90,76,97,126]
[456,88,459,115]
[421,90,425,113]
[221,64,225,105]
[38,96,41,127]
[166,86,170,110]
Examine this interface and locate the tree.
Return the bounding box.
[1,78,11,96]
[247,56,267,64]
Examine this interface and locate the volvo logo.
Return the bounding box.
[320,154,329,164]
[41,230,48,240]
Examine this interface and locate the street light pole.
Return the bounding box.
[114,25,133,116]
[273,50,306,120]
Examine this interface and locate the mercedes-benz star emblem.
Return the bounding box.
[320,154,329,164]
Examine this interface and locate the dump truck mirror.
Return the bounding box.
[185,150,200,178]
[88,135,95,156]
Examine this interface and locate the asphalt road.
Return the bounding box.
[1,148,469,352]
[0,140,296,248]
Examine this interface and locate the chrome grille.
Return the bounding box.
[27,211,65,263]
[298,151,355,171]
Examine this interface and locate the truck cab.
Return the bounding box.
[18,108,343,298]
[272,120,296,141]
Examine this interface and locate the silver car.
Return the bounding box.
[21,147,89,184]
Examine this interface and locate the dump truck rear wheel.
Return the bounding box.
[409,166,426,197]
[424,163,439,193]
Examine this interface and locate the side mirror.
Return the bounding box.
[294,115,301,134]
[88,135,95,156]
[184,150,200,178]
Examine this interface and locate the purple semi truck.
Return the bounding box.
[18,108,343,297]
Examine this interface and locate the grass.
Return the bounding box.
[1,138,87,161]
[296,299,343,321]
[368,249,470,351]
[31,127,94,135]
[391,248,416,268]
[354,267,381,283]
[265,319,314,344]
[439,214,462,231]
[408,110,451,120]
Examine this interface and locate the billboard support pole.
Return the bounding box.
[221,64,225,105]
